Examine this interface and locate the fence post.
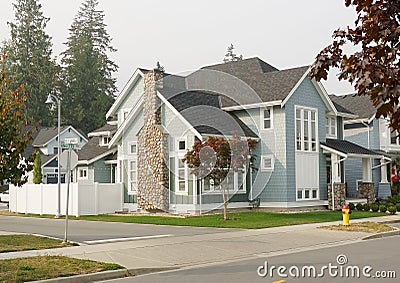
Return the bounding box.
[94,182,99,215]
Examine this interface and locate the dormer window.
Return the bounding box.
[101,136,111,146]
[326,116,337,138]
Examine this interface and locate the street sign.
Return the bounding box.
[63,138,78,144]
[59,150,79,170]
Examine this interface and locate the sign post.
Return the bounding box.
[60,138,78,243]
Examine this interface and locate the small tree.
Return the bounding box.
[310,0,400,132]
[183,134,257,220]
[33,151,42,184]
[223,44,243,63]
[0,55,37,186]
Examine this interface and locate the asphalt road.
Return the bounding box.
[0,215,233,244]
[109,235,399,283]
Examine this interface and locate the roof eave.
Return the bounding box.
[222,100,282,111]
[106,68,144,119]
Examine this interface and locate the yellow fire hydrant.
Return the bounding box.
[342,205,351,226]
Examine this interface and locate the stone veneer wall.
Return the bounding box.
[137,70,170,211]
[358,182,375,203]
[327,183,346,210]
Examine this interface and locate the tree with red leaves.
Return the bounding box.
[183,134,257,220]
[310,0,400,132]
[0,55,37,186]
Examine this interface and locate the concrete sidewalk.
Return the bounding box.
[1,214,399,270]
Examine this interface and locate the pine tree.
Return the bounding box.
[33,151,42,184]
[3,0,60,126]
[61,0,118,133]
[223,44,243,63]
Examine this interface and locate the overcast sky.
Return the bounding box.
[0,0,357,95]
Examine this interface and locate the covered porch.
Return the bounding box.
[321,139,391,210]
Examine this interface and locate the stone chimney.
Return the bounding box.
[137,70,170,211]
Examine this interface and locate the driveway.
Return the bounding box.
[0,215,234,244]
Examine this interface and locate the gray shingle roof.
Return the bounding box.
[203,59,309,107]
[89,124,116,135]
[163,90,257,138]
[78,137,114,162]
[321,138,382,156]
[329,94,376,120]
[32,126,69,147]
[331,101,354,115]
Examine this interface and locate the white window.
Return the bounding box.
[261,108,273,130]
[201,168,246,193]
[129,159,137,192]
[297,188,319,200]
[176,137,187,152]
[261,155,274,171]
[296,107,317,152]
[326,116,337,137]
[129,142,137,155]
[78,167,88,180]
[390,130,399,145]
[101,136,111,146]
[176,158,188,193]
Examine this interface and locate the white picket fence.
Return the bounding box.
[9,182,123,217]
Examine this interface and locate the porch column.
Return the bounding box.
[380,158,388,183]
[362,158,372,182]
[331,153,341,183]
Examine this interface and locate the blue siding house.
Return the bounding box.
[330,94,395,199]
[107,58,383,214]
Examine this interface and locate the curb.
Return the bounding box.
[362,229,400,240]
[31,267,178,283]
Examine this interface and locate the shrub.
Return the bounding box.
[356,203,364,211]
[396,203,400,212]
[379,204,387,213]
[388,206,397,215]
[371,204,379,212]
[363,203,371,212]
[348,203,355,211]
[387,195,400,204]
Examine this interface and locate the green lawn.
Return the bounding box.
[0,256,123,283]
[0,210,387,229]
[0,235,75,253]
[77,211,386,229]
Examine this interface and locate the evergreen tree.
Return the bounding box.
[3,0,60,126]
[33,151,42,184]
[223,44,243,63]
[61,0,118,133]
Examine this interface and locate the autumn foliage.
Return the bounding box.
[0,55,37,186]
[310,0,400,132]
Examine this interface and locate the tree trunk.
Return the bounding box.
[221,182,228,220]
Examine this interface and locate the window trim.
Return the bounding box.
[261,155,274,171]
[128,158,138,194]
[175,157,188,194]
[326,116,337,138]
[176,136,187,153]
[260,107,273,130]
[295,106,318,153]
[128,141,138,155]
[201,168,247,194]
[78,167,88,180]
[296,188,319,201]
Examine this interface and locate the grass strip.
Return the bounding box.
[0,234,75,253]
[0,210,387,229]
[0,256,123,283]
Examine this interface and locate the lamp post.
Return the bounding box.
[45,93,61,218]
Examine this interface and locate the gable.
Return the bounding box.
[106,69,145,119]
